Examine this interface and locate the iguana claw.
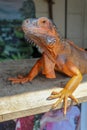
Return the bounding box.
[48,89,78,115]
[8,76,30,84]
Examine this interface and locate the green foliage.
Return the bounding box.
[0,21,33,61]
[0,0,36,61]
[14,29,24,39]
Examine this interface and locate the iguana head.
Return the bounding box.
[22,17,59,53]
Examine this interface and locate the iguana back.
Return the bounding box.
[61,40,87,74]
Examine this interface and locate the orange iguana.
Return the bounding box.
[9,17,87,115]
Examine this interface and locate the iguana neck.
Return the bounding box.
[46,34,62,59]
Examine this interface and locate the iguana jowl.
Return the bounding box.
[9,17,87,115]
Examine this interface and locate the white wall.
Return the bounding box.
[53,0,65,37]
[67,0,83,47]
[67,0,87,48]
[34,0,48,18]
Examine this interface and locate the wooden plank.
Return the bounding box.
[0,59,87,122]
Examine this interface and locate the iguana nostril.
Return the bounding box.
[26,19,29,23]
[25,19,30,23]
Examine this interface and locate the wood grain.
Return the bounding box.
[0,59,87,122]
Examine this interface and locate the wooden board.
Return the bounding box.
[0,59,87,122]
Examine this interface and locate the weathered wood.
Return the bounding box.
[0,59,87,122]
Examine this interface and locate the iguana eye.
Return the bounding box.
[42,20,46,24]
[38,17,50,28]
[26,20,29,23]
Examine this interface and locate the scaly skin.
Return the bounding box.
[9,17,87,115]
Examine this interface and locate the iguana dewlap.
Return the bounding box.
[9,17,87,115]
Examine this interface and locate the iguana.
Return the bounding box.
[9,17,87,115]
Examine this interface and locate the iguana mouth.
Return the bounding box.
[24,32,45,53]
[24,32,51,53]
[22,28,56,54]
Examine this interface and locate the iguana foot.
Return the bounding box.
[8,75,31,84]
[48,88,78,115]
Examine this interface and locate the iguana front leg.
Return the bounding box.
[8,58,43,84]
[8,53,56,84]
[48,61,82,115]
